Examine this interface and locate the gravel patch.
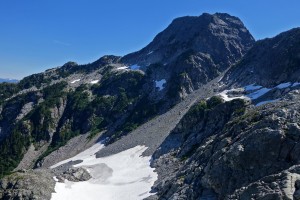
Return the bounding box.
[41,131,103,168]
[96,73,223,158]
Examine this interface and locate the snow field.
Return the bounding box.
[51,143,157,200]
[218,82,300,106]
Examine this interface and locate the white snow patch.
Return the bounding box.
[147,51,154,55]
[219,82,299,104]
[50,142,104,169]
[53,177,59,182]
[117,66,129,70]
[90,80,99,84]
[129,64,141,70]
[155,79,166,91]
[244,84,263,91]
[70,79,80,84]
[276,82,292,89]
[237,144,244,152]
[217,76,224,83]
[218,89,249,102]
[51,144,157,200]
[256,99,279,106]
[218,85,271,102]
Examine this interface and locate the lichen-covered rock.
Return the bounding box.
[56,167,91,182]
[122,13,255,100]
[223,28,300,88]
[0,170,55,200]
[148,91,300,200]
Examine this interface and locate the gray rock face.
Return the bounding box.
[0,170,55,200]
[227,165,300,200]
[223,28,300,88]
[148,91,300,200]
[41,131,102,169]
[122,13,254,68]
[56,167,91,182]
[0,92,37,142]
[122,13,255,99]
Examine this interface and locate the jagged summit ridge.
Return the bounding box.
[119,13,255,100]
[122,12,254,67]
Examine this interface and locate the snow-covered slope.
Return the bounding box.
[218,82,300,106]
[51,143,157,200]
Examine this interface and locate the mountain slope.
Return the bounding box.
[0,12,254,180]
[146,91,300,200]
[4,12,300,200]
[144,27,300,200]
[223,27,300,87]
[122,13,255,99]
[122,13,254,67]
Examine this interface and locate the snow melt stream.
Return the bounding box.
[51,143,157,200]
[70,79,80,84]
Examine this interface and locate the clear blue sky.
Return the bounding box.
[1,0,300,79]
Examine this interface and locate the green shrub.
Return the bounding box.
[207,96,224,109]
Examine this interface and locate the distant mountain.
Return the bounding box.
[0,78,18,83]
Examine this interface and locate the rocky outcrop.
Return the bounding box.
[122,13,255,99]
[40,132,101,168]
[148,90,300,200]
[223,28,300,88]
[56,167,91,182]
[122,13,254,68]
[0,167,92,200]
[0,170,55,200]
[228,165,300,200]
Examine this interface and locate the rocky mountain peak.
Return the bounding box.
[121,13,255,67]
[92,55,122,66]
[62,61,78,67]
[60,62,79,71]
[120,13,255,100]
